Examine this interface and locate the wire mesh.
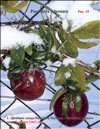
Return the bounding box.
[0,73,100,129]
[0,1,100,128]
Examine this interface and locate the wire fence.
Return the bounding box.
[0,1,100,128]
[0,74,100,129]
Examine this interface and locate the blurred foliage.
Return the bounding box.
[1,0,28,13]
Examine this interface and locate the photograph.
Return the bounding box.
[0,0,100,129]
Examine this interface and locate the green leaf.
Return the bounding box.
[32,51,46,60]
[68,35,99,49]
[46,27,55,50]
[8,121,26,129]
[71,63,86,91]
[50,27,60,49]
[75,41,98,49]
[60,42,78,58]
[57,29,78,57]
[72,20,100,39]
[67,20,72,32]
[50,54,60,63]
[39,24,55,51]
[62,94,70,116]
[86,74,99,84]
[65,80,78,88]
[70,70,78,82]
[39,24,48,45]
[50,88,66,110]
[22,59,30,70]
[1,0,28,13]
[63,81,85,95]
[7,63,21,80]
[67,86,84,95]
[55,65,70,86]
[8,72,22,80]
[1,0,18,7]
[84,86,91,92]
[10,47,25,66]
[73,95,82,112]
[19,122,26,129]
[93,60,100,66]
[8,58,30,80]
[25,45,32,56]
[55,63,86,91]
[9,58,17,67]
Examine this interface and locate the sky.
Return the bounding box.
[1,1,100,129]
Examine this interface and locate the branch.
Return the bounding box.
[88,112,100,116]
[0,20,51,26]
[53,39,68,57]
[80,64,100,77]
[60,54,100,78]
[0,49,100,78]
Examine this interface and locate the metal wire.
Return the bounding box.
[1,78,100,129]
[1,1,100,128]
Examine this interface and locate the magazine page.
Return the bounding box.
[0,0,100,129]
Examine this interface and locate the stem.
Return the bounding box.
[77,59,90,69]
[17,1,31,29]
[88,112,100,116]
[80,64,100,77]
[61,54,100,77]
[12,83,22,92]
[53,39,68,57]
[20,19,50,31]
[31,0,60,18]
[0,20,50,26]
